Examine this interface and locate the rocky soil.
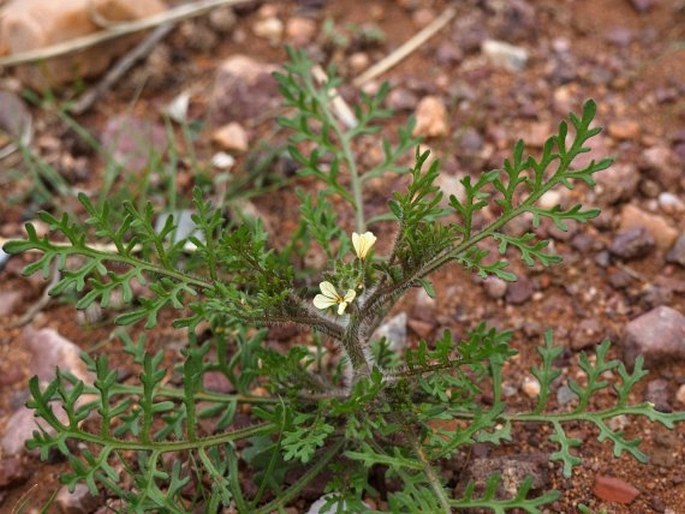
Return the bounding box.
[0,0,684,512]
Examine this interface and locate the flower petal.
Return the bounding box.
[343,289,356,303]
[352,232,362,257]
[319,281,339,299]
[313,294,337,310]
[352,231,377,260]
[337,302,348,315]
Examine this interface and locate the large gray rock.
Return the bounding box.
[622,306,685,367]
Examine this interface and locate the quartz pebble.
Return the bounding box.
[253,17,283,43]
[482,39,528,71]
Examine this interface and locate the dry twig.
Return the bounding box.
[69,22,176,115]
[353,7,456,88]
[312,65,358,129]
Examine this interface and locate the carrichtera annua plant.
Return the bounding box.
[5,48,684,513]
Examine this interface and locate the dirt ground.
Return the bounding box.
[1,0,685,512]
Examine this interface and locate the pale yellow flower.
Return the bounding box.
[313,281,356,315]
[352,231,377,261]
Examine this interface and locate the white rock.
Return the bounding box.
[164,91,191,123]
[538,190,562,209]
[307,494,348,514]
[658,192,685,213]
[211,152,236,170]
[253,17,283,43]
[482,39,528,71]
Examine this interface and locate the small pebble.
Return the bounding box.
[620,204,678,251]
[556,384,578,406]
[538,190,561,209]
[521,377,541,399]
[608,227,655,260]
[482,39,528,71]
[608,120,640,141]
[212,122,249,153]
[211,152,236,170]
[253,17,283,43]
[208,6,237,33]
[658,192,685,213]
[484,276,507,299]
[285,16,317,46]
[506,275,534,305]
[593,475,640,504]
[412,96,449,138]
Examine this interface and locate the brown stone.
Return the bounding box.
[412,96,449,138]
[608,120,640,141]
[619,204,678,251]
[593,475,639,504]
[212,55,279,125]
[407,318,435,339]
[595,162,639,205]
[285,16,317,46]
[641,146,680,189]
[212,122,249,153]
[622,306,685,367]
[0,289,22,316]
[0,0,166,89]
